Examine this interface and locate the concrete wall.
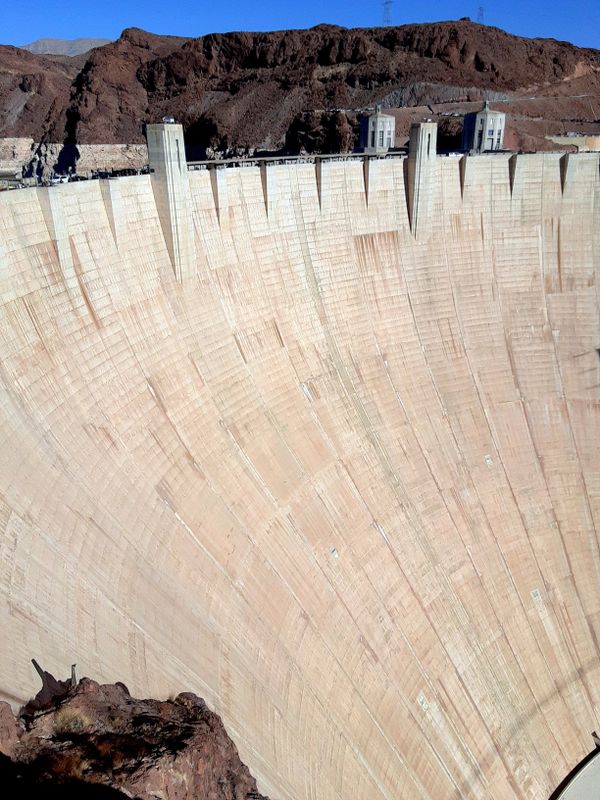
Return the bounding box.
[0,151,598,800]
[546,135,600,153]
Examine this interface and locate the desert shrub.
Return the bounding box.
[53,707,90,736]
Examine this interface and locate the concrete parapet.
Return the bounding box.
[362,158,371,206]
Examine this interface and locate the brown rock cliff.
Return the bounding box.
[0,674,271,800]
[1,21,599,158]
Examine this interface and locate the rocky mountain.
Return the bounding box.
[0,46,76,143]
[20,38,112,57]
[1,21,599,159]
[0,670,270,800]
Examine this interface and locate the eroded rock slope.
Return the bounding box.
[0,674,270,800]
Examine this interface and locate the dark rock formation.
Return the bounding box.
[0,46,76,142]
[0,669,271,800]
[1,20,599,156]
[20,660,75,720]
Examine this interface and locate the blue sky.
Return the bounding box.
[3,0,599,49]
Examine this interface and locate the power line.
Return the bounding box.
[383,0,392,27]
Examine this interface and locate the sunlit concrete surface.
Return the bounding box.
[0,142,599,799]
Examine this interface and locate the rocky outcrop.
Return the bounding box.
[0,46,76,142]
[1,20,599,158]
[0,668,270,800]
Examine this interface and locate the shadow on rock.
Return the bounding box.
[0,753,129,799]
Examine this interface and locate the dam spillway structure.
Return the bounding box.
[0,120,599,799]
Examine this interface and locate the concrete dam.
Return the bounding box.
[0,122,599,799]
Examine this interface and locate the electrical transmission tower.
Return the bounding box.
[477,4,485,24]
[383,0,392,26]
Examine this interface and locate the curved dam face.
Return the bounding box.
[0,139,599,799]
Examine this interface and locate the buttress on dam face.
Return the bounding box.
[0,122,599,799]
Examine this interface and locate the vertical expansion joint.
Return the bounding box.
[363,158,370,207]
[459,155,467,199]
[315,158,323,210]
[508,154,519,196]
[559,153,571,196]
[260,162,270,217]
[209,167,221,224]
[209,165,229,227]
